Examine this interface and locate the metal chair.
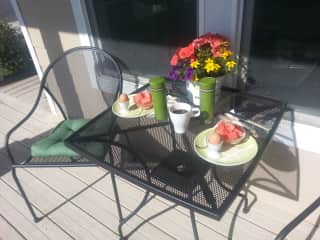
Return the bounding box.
[6,46,122,167]
[5,46,123,221]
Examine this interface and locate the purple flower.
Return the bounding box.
[168,67,179,80]
[183,67,193,81]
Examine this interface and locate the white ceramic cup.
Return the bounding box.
[169,102,200,134]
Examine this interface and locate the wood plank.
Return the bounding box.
[0,194,50,240]
[67,165,316,240]
[0,76,52,114]
[110,177,276,240]
[15,90,40,106]
[0,102,58,134]
[1,128,318,240]
[65,167,274,240]
[0,92,62,125]
[5,80,38,97]
[4,123,317,239]
[65,168,220,240]
[0,76,38,93]
[222,145,320,240]
[0,180,73,240]
[0,213,26,240]
[75,143,319,240]
[27,167,174,240]
[0,115,35,141]
[1,169,118,240]
[60,167,106,183]
[0,144,173,240]
[0,134,30,169]
[0,114,52,157]
[103,161,319,240]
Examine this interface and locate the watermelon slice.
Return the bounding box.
[134,91,153,109]
[216,121,245,143]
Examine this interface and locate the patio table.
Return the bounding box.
[66,84,286,239]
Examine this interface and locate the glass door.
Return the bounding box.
[240,0,320,117]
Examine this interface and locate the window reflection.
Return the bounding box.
[86,0,197,77]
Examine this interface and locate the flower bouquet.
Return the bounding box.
[168,33,236,104]
[169,32,236,81]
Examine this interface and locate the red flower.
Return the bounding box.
[192,37,207,48]
[170,52,179,66]
[192,33,227,51]
[178,44,194,59]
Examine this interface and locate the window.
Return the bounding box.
[86,0,198,79]
[241,0,320,116]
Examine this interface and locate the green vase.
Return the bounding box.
[199,77,216,123]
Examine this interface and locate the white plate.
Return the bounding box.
[193,128,258,166]
[112,94,154,118]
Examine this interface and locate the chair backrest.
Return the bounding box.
[40,46,123,119]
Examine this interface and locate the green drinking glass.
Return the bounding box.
[199,77,216,123]
[150,77,168,120]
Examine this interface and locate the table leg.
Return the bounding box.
[110,172,150,239]
[118,191,150,239]
[190,210,200,240]
[110,173,124,238]
[212,167,257,212]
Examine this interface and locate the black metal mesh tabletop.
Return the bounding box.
[66,87,286,219]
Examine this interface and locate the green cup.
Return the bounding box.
[150,77,168,120]
[199,77,216,123]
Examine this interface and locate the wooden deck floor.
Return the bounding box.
[0,77,319,240]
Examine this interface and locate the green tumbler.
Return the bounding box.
[199,77,216,123]
[150,77,168,120]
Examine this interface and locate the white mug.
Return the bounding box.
[169,102,200,134]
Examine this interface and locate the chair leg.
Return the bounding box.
[11,168,41,222]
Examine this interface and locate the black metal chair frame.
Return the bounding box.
[5,46,123,168]
[4,46,127,225]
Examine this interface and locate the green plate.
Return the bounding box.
[193,128,258,166]
[112,94,154,118]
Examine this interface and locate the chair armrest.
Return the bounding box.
[275,197,320,240]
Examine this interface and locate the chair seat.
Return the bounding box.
[31,119,103,157]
